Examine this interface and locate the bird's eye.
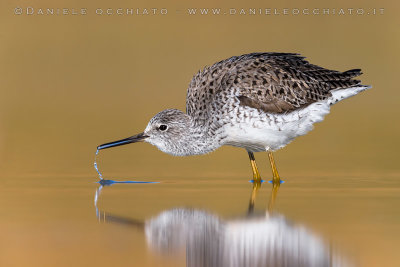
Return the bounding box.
[159,125,168,131]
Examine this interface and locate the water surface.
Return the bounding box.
[0,0,399,265]
[1,171,399,267]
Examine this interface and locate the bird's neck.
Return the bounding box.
[177,117,220,156]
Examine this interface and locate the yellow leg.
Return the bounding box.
[268,151,281,185]
[248,179,262,214]
[248,152,261,182]
[268,182,280,213]
[247,152,263,214]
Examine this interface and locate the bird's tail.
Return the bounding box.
[327,85,371,105]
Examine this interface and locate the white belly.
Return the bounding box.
[223,101,331,152]
[222,85,370,152]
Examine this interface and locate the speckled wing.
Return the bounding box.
[186,53,363,118]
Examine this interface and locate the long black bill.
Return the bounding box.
[97,133,148,150]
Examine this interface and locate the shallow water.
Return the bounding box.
[1,0,399,265]
[1,170,399,267]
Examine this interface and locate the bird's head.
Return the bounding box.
[97,109,193,156]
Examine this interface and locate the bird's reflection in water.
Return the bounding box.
[94,182,350,267]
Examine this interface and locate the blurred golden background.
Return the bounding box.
[0,0,398,177]
[0,0,399,266]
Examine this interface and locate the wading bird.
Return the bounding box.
[97,53,369,184]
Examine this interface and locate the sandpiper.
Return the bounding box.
[97,53,370,184]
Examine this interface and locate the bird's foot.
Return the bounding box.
[249,179,265,184]
[268,178,284,185]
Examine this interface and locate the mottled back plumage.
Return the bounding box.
[186,52,363,124]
